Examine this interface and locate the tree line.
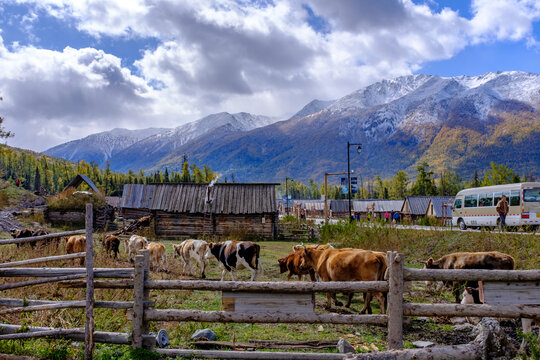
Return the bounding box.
[277,161,535,200]
[0,146,217,196]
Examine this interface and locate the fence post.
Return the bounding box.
[387,251,404,350]
[84,204,94,360]
[132,254,145,348]
[141,249,151,341]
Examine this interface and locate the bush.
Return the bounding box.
[47,188,107,212]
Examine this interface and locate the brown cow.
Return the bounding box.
[102,235,120,259]
[65,235,86,266]
[299,247,387,313]
[424,251,515,302]
[147,242,168,272]
[278,250,316,281]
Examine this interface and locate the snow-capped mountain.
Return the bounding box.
[289,99,335,120]
[108,112,278,172]
[150,71,540,181]
[44,128,167,167]
[45,71,540,182]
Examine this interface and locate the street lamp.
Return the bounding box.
[347,141,362,222]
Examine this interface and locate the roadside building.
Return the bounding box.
[121,183,278,239]
[426,196,455,223]
[353,199,405,219]
[402,196,455,221]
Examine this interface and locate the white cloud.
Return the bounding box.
[0,0,539,151]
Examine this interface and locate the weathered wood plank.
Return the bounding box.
[132,254,145,349]
[483,281,540,305]
[58,279,133,289]
[222,292,314,314]
[0,298,137,309]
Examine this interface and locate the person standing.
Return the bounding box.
[384,211,390,222]
[496,195,509,231]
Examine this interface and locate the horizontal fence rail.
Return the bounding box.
[145,309,388,325]
[404,268,540,281]
[145,280,389,293]
[0,252,86,268]
[403,303,540,318]
[0,230,86,246]
[0,274,86,291]
[0,298,145,310]
[0,324,132,345]
[59,280,134,289]
[0,267,134,278]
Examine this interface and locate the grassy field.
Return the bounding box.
[0,222,538,359]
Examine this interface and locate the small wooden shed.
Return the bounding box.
[121,183,278,239]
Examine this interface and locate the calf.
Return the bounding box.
[126,235,148,262]
[102,235,120,259]
[424,251,515,302]
[147,242,168,272]
[299,247,387,313]
[65,235,86,266]
[173,239,211,278]
[278,250,316,281]
[209,240,263,281]
[10,228,35,248]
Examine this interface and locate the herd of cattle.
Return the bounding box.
[9,228,518,314]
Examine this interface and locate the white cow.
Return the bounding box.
[173,239,212,278]
[126,235,148,261]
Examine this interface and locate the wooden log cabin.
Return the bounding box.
[121,183,278,239]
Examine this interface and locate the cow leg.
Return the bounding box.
[345,292,354,308]
[520,318,534,351]
[298,274,302,281]
[333,293,343,307]
[359,293,373,314]
[201,261,206,279]
[250,267,257,281]
[453,282,463,303]
[325,292,333,309]
[309,270,316,282]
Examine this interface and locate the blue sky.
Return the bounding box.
[0,0,539,151]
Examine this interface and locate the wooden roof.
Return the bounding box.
[121,183,277,214]
[64,174,100,193]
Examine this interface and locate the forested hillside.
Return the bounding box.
[0,146,216,196]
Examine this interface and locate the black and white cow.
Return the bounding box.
[208,240,263,281]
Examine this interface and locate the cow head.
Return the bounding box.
[208,242,223,260]
[298,247,315,272]
[172,244,181,258]
[277,257,288,273]
[10,228,20,238]
[423,257,440,269]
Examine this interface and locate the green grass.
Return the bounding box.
[0,223,538,359]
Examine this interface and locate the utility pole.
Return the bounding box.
[324,171,349,225]
[347,142,362,222]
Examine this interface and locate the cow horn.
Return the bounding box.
[314,244,320,249]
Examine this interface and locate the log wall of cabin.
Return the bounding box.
[154,211,277,239]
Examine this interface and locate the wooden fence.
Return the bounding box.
[1,218,540,359]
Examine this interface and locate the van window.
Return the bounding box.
[494,191,510,205]
[465,194,478,208]
[479,193,493,207]
[523,189,540,202]
[453,198,462,209]
[510,190,521,206]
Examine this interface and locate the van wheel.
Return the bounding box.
[458,219,466,230]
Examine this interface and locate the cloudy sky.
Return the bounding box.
[0,0,539,152]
